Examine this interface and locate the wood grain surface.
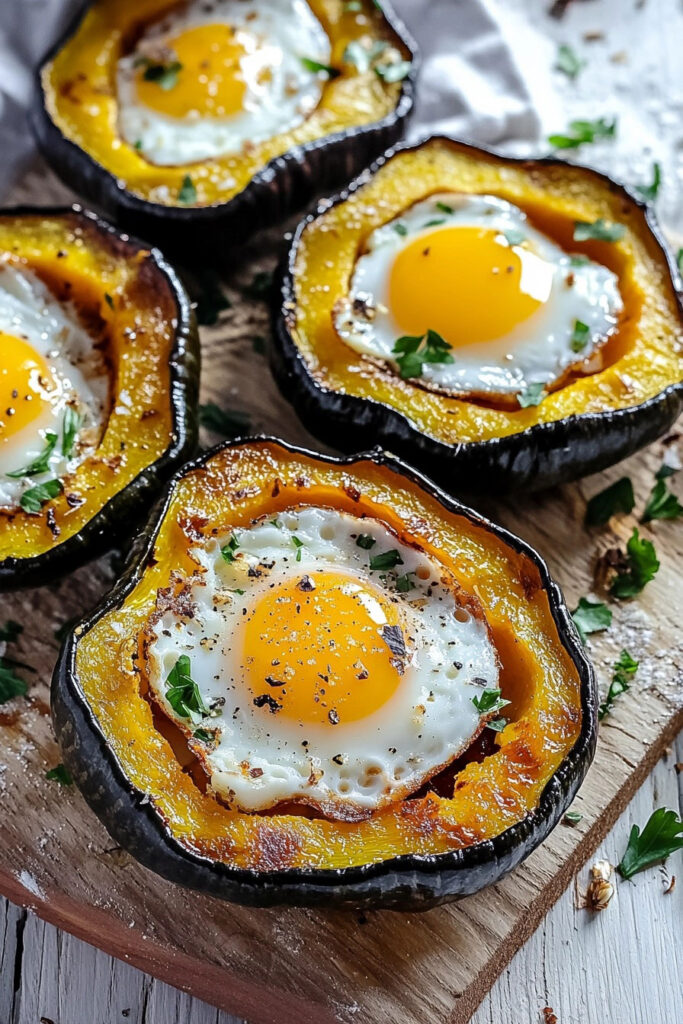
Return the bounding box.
[0,159,681,1024]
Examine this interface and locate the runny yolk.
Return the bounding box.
[0,334,54,442]
[388,225,554,347]
[242,571,405,727]
[135,24,248,119]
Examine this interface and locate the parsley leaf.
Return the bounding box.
[571,597,612,644]
[486,718,507,732]
[655,462,677,481]
[137,57,183,90]
[355,534,376,550]
[677,248,683,278]
[374,60,412,82]
[0,661,28,704]
[503,228,525,247]
[369,549,403,571]
[343,39,387,73]
[571,319,590,352]
[573,218,625,242]
[0,620,22,643]
[548,117,616,149]
[641,479,683,522]
[178,174,197,205]
[585,476,635,526]
[7,432,58,478]
[45,763,72,786]
[193,728,215,743]
[635,162,662,202]
[301,56,340,78]
[564,810,583,824]
[61,407,82,458]
[199,403,250,437]
[617,807,683,879]
[610,528,660,599]
[555,43,586,80]
[396,572,415,593]
[292,536,304,562]
[436,201,454,214]
[164,655,209,723]
[343,1,363,10]
[599,649,638,719]
[20,479,63,514]
[517,382,547,408]
[393,222,408,236]
[220,535,240,563]
[392,329,453,379]
[472,687,510,716]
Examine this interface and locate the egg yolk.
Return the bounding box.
[388,225,554,347]
[242,571,405,727]
[0,334,54,442]
[135,24,249,119]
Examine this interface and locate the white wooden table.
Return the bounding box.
[1,0,682,1021]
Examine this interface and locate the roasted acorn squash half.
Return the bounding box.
[32,0,417,257]
[0,206,199,590]
[53,438,596,909]
[273,137,683,492]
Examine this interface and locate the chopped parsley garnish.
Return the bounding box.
[343,39,386,72]
[244,270,273,300]
[548,117,617,149]
[221,535,240,563]
[7,432,58,478]
[61,407,82,458]
[585,476,635,526]
[486,718,507,733]
[104,292,114,309]
[45,763,72,786]
[503,228,525,247]
[355,534,376,550]
[369,549,403,571]
[655,461,677,481]
[178,174,197,205]
[677,248,683,278]
[599,649,638,720]
[570,254,590,267]
[0,661,28,704]
[617,807,683,879]
[609,528,660,599]
[193,728,215,743]
[392,329,453,379]
[435,201,454,215]
[393,222,408,236]
[300,56,340,78]
[570,319,590,352]
[423,218,446,228]
[641,478,683,522]
[564,810,583,824]
[471,687,510,717]
[573,218,625,242]
[193,273,231,325]
[395,572,415,593]
[635,162,662,202]
[517,382,547,408]
[555,43,586,80]
[164,655,209,723]
[374,60,412,82]
[137,57,183,90]
[0,621,22,643]
[292,536,304,561]
[199,403,251,437]
[20,479,63,514]
[133,139,143,151]
[343,0,363,10]
[571,597,612,644]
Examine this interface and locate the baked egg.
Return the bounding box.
[333,193,624,401]
[143,506,500,821]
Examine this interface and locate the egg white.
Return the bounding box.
[333,193,624,397]
[117,0,331,166]
[0,263,108,510]
[144,506,500,819]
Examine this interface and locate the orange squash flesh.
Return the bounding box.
[42,0,410,208]
[75,441,582,871]
[0,213,177,563]
[290,138,683,444]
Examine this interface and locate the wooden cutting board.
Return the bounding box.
[0,160,681,1024]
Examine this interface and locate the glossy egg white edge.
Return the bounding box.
[333,192,624,396]
[0,262,108,510]
[144,506,500,819]
[116,0,332,166]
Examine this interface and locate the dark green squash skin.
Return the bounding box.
[271,137,683,494]
[52,437,597,910]
[30,1,418,261]
[0,205,200,591]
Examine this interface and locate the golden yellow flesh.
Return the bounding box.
[292,139,683,443]
[43,0,409,207]
[76,442,582,872]
[0,214,176,562]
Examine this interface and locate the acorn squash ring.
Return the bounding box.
[52,438,597,910]
[0,204,199,590]
[272,136,683,493]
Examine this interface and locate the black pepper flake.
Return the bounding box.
[265,675,285,688]
[332,754,344,765]
[249,767,264,778]
[298,574,315,591]
[381,624,406,658]
[253,694,282,713]
[453,661,463,670]
[328,709,340,725]
[472,676,488,686]
[357,668,369,680]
